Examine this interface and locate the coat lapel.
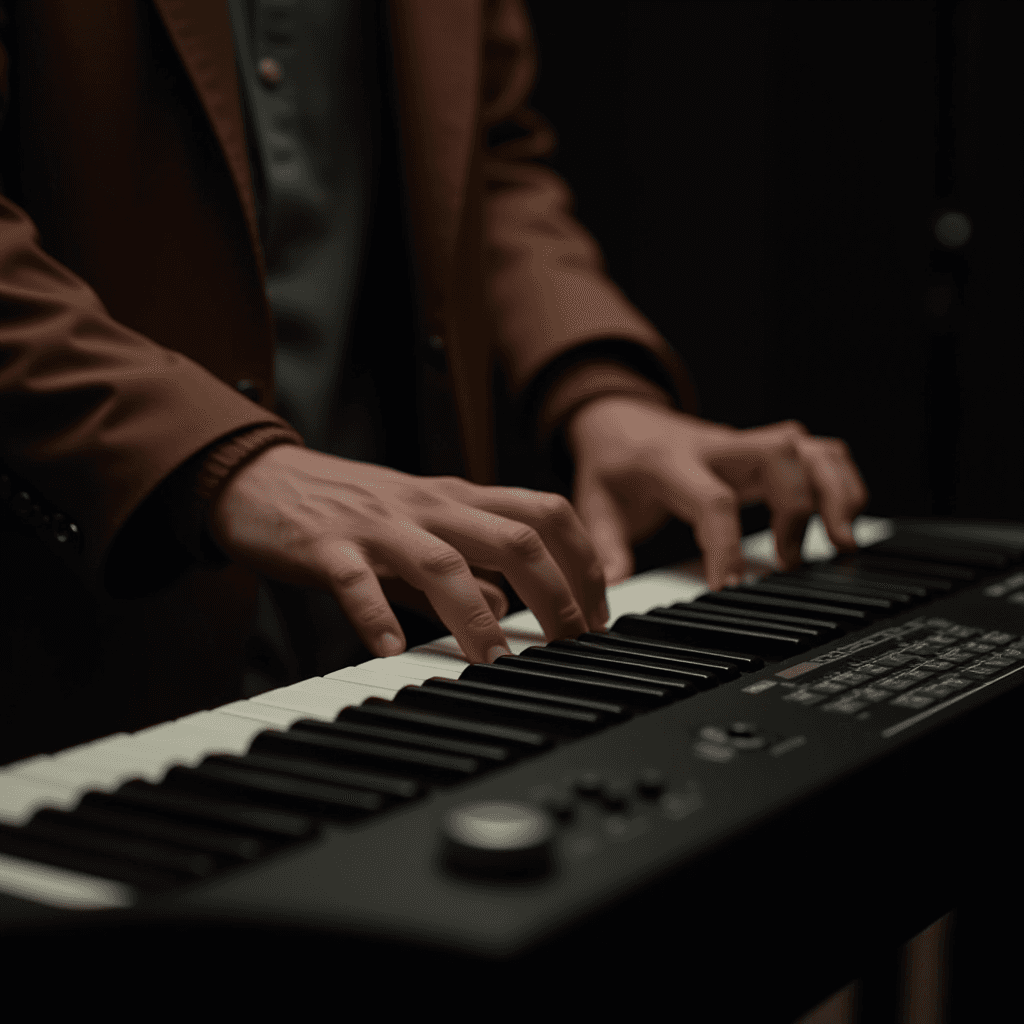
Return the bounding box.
[151,0,482,361]
[151,0,265,282]
[388,0,481,323]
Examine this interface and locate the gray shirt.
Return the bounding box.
[227,0,383,461]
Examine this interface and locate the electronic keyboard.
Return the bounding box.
[2,516,1023,1018]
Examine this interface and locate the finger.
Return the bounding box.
[423,489,592,642]
[375,522,512,664]
[795,437,869,550]
[477,578,510,621]
[464,484,608,633]
[657,456,744,590]
[762,453,816,569]
[573,472,633,589]
[319,543,409,658]
[380,573,508,626]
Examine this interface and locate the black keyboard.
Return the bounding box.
[2,519,1023,1017]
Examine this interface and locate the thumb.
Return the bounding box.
[574,474,634,585]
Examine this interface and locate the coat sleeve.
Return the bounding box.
[479,0,699,438]
[0,9,292,601]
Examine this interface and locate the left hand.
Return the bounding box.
[565,396,869,589]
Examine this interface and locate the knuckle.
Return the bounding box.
[536,491,574,522]
[462,606,500,633]
[697,488,739,517]
[419,547,468,580]
[359,606,399,633]
[819,437,851,459]
[506,523,546,560]
[325,559,372,592]
[555,598,585,625]
[584,563,607,590]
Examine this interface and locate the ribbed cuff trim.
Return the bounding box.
[174,424,304,565]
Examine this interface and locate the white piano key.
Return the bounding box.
[341,654,459,683]
[0,774,81,825]
[412,612,546,660]
[605,565,709,619]
[215,700,314,727]
[12,743,204,794]
[1,753,54,775]
[739,516,896,566]
[7,713,281,800]
[324,665,407,694]
[173,711,280,743]
[251,676,393,718]
[0,852,135,910]
[9,744,165,791]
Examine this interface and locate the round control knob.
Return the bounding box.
[441,800,555,878]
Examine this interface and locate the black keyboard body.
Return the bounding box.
[3,520,1023,1018]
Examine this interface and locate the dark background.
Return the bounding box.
[520,0,1023,525]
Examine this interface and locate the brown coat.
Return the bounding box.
[0,0,693,761]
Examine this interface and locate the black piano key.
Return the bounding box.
[742,581,894,612]
[696,593,847,630]
[0,823,177,891]
[394,683,607,736]
[289,718,513,766]
[804,563,952,595]
[576,631,762,672]
[249,729,480,784]
[696,588,869,623]
[341,700,554,753]
[106,780,317,838]
[214,750,423,800]
[444,671,634,720]
[538,640,726,685]
[69,800,265,861]
[843,553,977,582]
[458,664,645,712]
[771,572,914,604]
[653,604,834,642]
[796,566,931,599]
[24,811,217,879]
[483,655,677,707]
[869,536,1012,569]
[611,612,808,658]
[165,762,386,820]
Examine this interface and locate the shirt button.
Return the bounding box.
[258,56,284,88]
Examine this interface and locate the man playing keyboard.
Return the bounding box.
[0,0,865,741]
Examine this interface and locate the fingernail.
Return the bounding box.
[379,632,404,657]
[725,574,741,588]
[487,645,511,664]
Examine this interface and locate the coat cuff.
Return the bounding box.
[522,339,688,488]
[171,424,305,566]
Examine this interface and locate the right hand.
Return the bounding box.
[207,445,610,664]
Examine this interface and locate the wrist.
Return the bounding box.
[564,391,676,457]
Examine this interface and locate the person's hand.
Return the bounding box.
[565,397,869,589]
[207,446,609,663]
